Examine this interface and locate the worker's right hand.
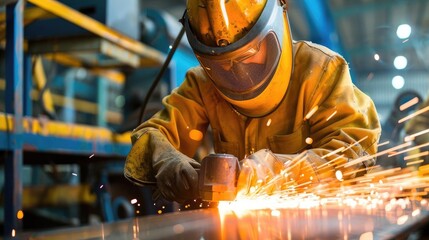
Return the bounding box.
[154,153,201,203]
[236,149,284,197]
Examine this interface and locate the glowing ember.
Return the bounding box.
[335,170,343,181]
[271,209,281,217]
[359,232,373,240]
[16,210,24,220]
[189,129,203,141]
[396,215,409,225]
[266,119,272,127]
[305,137,313,145]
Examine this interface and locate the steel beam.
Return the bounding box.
[4,0,24,235]
[27,0,165,65]
[299,0,343,54]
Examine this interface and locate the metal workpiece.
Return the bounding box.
[198,154,240,202]
[24,203,429,240]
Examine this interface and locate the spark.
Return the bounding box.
[89,153,94,158]
[388,142,429,157]
[304,106,319,120]
[405,129,429,142]
[317,154,345,169]
[305,137,313,145]
[217,139,429,238]
[131,199,137,204]
[342,136,369,153]
[100,185,104,189]
[400,97,420,111]
[345,142,411,167]
[377,141,390,147]
[72,173,77,176]
[322,147,345,159]
[398,106,429,124]
[11,229,15,237]
[326,110,337,122]
[412,209,421,217]
[266,119,272,127]
[336,170,343,181]
[404,151,428,161]
[397,215,409,225]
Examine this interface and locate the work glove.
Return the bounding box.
[236,149,324,198]
[153,150,201,203]
[124,128,201,203]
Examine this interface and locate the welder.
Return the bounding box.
[124,0,381,203]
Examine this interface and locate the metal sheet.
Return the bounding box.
[23,205,429,240]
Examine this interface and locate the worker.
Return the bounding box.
[124,0,381,203]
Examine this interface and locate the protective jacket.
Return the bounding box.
[124,41,381,185]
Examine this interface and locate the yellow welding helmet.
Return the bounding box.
[185,0,293,117]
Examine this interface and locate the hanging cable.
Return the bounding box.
[137,25,186,125]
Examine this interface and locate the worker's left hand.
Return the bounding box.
[154,152,201,203]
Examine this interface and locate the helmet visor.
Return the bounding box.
[196,32,281,100]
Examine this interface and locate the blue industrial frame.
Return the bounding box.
[2,0,133,235]
[298,0,357,82]
[299,0,343,55]
[5,0,24,235]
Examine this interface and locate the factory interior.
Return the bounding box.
[1,0,429,239]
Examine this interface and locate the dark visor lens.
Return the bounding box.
[197,32,281,100]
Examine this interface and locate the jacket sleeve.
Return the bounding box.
[304,55,381,179]
[124,69,210,184]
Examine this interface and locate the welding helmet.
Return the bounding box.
[184,0,293,117]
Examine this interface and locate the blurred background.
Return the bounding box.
[0,0,428,237]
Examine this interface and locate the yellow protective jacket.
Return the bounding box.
[124,41,381,184]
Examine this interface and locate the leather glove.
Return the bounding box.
[124,128,201,203]
[150,131,201,203]
[153,150,201,203]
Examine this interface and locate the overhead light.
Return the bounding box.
[396,24,412,39]
[374,53,380,61]
[394,56,407,70]
[392,75,405,89]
